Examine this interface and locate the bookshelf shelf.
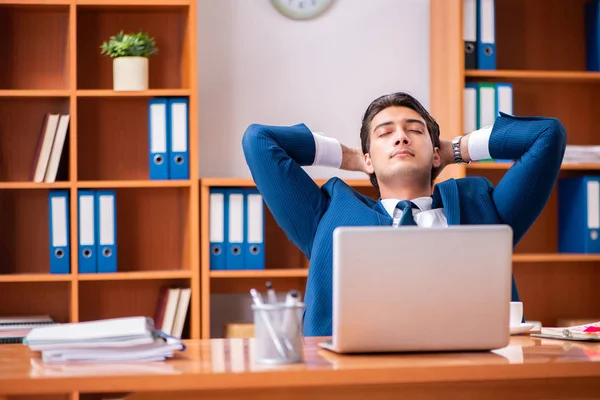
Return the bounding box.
[0,274,72,283]
[0,90,71,98]
[0,281,71,324]
[75,0,192,6]
[0,98,70,182]
[77,270,192,281]
[467,163,600,171]
[465,70,600,83]
[210,268,309,279]
[513,254,600,263]
[77,180,190,188]
[0,4,70,90]
[0,182,72,189]
[77,97,162,181]
[76,89,192,97]
[76,5,190,90]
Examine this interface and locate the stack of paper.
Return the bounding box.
[532,321,600,342]
[563,145,600,164]
[24,316,185,363]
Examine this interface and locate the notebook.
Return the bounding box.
[531,321,600,342]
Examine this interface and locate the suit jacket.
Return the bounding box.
[242,112,567,336]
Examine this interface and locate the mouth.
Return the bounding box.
[390,149,414,158]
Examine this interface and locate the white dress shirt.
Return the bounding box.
[310,126,493,227]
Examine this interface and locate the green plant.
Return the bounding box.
[100,30,158,58]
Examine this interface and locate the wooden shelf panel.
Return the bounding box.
[78,279,188,323]
[494,0,589,71]
[0,4,70,90]
[78,270,191,281]
[0,90,71,97]
[95,187,191,273]
[211,276,307,294]
[200,178,374,188]
[76,5,190,90]
[0,281,71,323]
[77,97,179,181]
[0,98,70,182]
[0,274,71,282]
[464,81,600,147]
[513,254,600,263]
[0,189,68,275]
[76,89,191,97]
[465,70,600,83]
[0,182,71,189]
[78,180,190,188]
[75,0,191,5]
[210,268,308,279]
[514,262,600,326]
[468,162,600,171]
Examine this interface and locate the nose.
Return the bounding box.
[393,130,410,146]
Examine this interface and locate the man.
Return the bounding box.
[242,92,567,336]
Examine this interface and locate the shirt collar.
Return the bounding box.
[380,197,433,218]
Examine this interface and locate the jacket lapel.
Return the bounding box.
[432,179,460,225]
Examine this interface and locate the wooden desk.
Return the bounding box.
[1,335,600,399]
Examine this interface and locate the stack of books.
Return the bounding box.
[24,316,185,364]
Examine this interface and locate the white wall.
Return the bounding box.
[197,0,430,179]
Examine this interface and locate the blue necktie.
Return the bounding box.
[395,200,418,226]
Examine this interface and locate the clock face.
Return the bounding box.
[270,0,335,20]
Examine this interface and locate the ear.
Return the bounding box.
[364,153,375,174]
[432,146,441,168]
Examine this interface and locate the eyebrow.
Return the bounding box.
[372,119,426,132]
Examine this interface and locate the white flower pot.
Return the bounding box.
[112,57,149,91]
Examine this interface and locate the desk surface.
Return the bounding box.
[2,335,600,395]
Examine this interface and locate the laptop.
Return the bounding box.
[318,225,513,353]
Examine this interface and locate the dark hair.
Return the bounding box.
[359,92,441,193]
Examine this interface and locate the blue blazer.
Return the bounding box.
[242,112,567,336]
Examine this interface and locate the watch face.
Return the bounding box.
[270,0,335,20]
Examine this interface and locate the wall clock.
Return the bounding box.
[270,0,335,20]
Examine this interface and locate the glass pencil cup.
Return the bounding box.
[252,302,305,364]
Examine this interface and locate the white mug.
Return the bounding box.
[510,301,523,327]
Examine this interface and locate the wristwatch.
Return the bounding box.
[452,136,469,164]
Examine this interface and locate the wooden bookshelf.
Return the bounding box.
[430,0,600,326]
[0,1,199,385]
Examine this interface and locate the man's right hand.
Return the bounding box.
[340,144,369,174]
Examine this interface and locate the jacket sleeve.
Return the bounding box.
[487,112,567,243]
[242,123,330,258]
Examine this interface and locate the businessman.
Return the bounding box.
[242,92,567,336]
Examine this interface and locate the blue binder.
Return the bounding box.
[96,190,117,272]
[558,177,600,253]
[477,0,496,70]
[225,188,245,270]
[78,190,97,273]
[148,98,169,180]
[209,188,227,270]
[244,188,265,270]
[585,0,600,71]
[48,190,70,274]
[168,97,189,180]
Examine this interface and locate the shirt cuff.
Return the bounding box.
[312,132,342,168]
[467,125,493,161]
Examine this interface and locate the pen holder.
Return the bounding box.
[252,302,305,364]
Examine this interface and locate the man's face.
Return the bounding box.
[364,106,440,184]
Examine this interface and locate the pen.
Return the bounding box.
[265,281,277,304]
[250,288,287,359]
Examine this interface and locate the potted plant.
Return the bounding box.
[100,30,158,91]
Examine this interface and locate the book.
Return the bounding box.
[531,321,600,342]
